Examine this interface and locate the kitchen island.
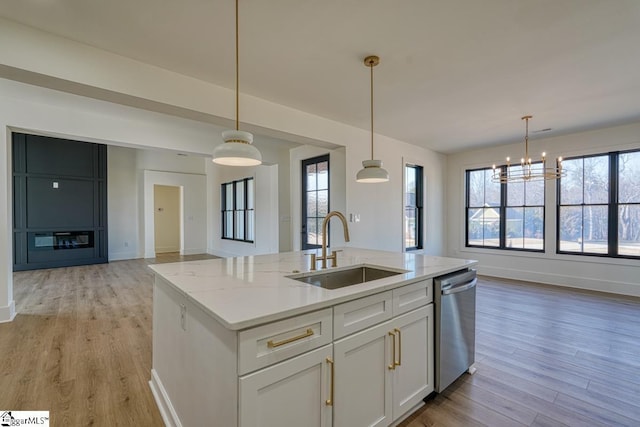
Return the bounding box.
[149,248,477,427]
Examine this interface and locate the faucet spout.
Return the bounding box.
[318,211,350,269]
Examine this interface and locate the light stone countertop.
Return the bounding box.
[149,247,477,331]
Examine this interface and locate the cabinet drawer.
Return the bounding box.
[334,291,393,339]
[392,279,432,316]
[238,308,332,375]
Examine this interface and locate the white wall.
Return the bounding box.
[107,146,139,260]
[108,146,208,261]
[447,122,640,296]
[346,140,447,255]
[143,170,206,258]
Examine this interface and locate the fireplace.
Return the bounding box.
[31,231,94,250]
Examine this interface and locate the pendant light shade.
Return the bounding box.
[356,159,389,183]
[356,55,389,183]
[212,0,262,167]
[213,130,262,166]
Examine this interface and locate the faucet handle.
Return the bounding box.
[306,253,317,271]
[330,250,342,268]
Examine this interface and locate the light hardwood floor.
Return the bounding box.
[2,258,639,426]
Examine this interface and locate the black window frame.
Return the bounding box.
[301,154,330,250]
[221,177,254,243]
[465,165,545,252]
[404,164,424,251]
[556,149,640,259]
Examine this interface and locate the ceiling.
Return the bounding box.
[2,0,640,154]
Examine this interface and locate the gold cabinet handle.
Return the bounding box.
[394,328,402,366]
[267,328,314,348]
[388,331,396,370]
[325,357,334,406]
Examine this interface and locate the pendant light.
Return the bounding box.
[491,115,564,183]
[212,0,262,166]
[356,55,389,183]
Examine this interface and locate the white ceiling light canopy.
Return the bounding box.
[356,55,389,183]
[212,0,262,167]
[492,115,564,183]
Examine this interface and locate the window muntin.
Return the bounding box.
[405,164,423,250]
[221,177,254,243]
[618,151,640,256]
[466,165,544,251]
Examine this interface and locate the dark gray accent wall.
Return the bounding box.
[13,133,108,271]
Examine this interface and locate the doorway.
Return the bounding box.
[301,154,330,250]
[154,185,182,254]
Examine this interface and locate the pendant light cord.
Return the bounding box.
[235,0,240,131]
[524,116,529,163]
[369,60,374,160]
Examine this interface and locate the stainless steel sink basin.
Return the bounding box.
[288,265,406,290]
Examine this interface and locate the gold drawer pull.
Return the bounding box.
[388,330,396,370]
[394,328,402,366]
[267,328,314,348]
[325,357,334,406]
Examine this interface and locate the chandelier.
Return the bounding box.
[492,115,564,183]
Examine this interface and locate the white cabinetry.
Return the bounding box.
[239,344,333,427]
[152,276,434,427]
[333,305,433,427]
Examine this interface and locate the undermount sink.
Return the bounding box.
[288,265,407,290]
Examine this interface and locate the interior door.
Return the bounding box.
[302,154,330,250]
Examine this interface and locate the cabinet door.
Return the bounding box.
[239,344,333,427]
[333,321,393,427]
[392,305,434,419]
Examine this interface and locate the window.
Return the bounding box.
[558,150,640,258]
[301,155,330,250]
[221,177,254,242]
[404,164,423,250]
[466,164,545,251]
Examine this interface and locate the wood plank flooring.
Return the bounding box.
[2,259,639,426]
[401,276,640,427]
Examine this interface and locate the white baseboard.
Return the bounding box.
[181,247,207,256]
[0,300,16,323]
[108,251,140,261]
[156,246,180,254]
[479,265,640,297]
[149,369,182,427]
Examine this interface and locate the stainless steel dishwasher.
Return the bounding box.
[434,268,477,392]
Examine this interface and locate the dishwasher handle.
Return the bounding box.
[441,278,477,295]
